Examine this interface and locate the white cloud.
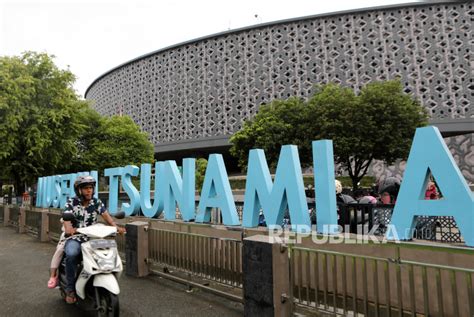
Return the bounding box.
[1,0,420,97]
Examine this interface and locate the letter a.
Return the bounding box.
[195,154,239,226]
[386,126,474,246]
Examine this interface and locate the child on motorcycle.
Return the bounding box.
[47,224,65,288]
[59,175,125,304]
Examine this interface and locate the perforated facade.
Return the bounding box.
[86,1,473,182]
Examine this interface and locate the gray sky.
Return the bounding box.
[1,0,420,97]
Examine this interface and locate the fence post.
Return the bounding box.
[243,235,291,317]
[39,208,49,242]
[18,207,26,233]
[125,221,149,277]
[4,205,10,227]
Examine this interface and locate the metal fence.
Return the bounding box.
[148,228,243,300]
[0,205,4,223]
[289,245,474,317]
[48,211,63,242]
[25,209,41,236]
[115,223,126,256]
[154,204,245,224]
[204,202,463,244]
[9,206,20,227]
[337,204,463,243]
[1,204,471,315]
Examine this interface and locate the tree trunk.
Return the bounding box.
[14,177,23,201]
[351,177,360,191]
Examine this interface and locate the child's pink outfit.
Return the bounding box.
[47,224,66,289]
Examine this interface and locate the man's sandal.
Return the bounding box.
[65,291,77,304]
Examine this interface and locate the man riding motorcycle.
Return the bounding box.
[63,175,126,304]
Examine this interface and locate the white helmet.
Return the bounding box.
[73,175,96,196]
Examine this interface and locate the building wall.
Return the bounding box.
[86,1,473,182]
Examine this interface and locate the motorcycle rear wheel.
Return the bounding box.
[96,287,119,317]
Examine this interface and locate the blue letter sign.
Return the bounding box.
[140,162,164,218]
[104,167,123,215]
[121,165,140,216]
[196,154,239,225]
[242,145,310,232]
[313,140,339,234]
[162,159,196,221]
[387,126,474,246]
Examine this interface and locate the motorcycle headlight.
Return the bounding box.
[96,258,116,271]
[91,249,118,271]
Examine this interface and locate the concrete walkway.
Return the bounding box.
[0,226,244,316]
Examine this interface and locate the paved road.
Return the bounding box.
[0,226,243,316]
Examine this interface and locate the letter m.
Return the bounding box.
[242,146,310,231]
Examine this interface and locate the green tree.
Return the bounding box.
[0,52,156,193]
[79,115,154,172]
[195,158,208,190]
[230,80,429,190]
[306,81,428,189]
[70,106,104,171]
[230,97,309,170]
[0,52,88,192]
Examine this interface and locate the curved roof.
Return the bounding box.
[85,1,460,97]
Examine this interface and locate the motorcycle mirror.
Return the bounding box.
[62,213,76,222]
[112,211,126,219]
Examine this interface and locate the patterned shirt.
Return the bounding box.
[63,197,107,242]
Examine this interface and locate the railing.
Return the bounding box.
[336,203,463,244]
[143,204,245,224]
[338,203,375,234]
[48,210,63,242]
[414,215,462,243]
[25,209,41,236]
[92,199,462,244]
[289,245,474,316]
[2,204,471,314]
[147,227,243,301]
[115,223,126,256]
[232,202,463,244]
[9,205,20,227]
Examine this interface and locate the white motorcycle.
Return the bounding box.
[58,213,124,317]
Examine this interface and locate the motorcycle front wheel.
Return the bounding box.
[95,287,119,317]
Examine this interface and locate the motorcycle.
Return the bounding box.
[58,213,124,317]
